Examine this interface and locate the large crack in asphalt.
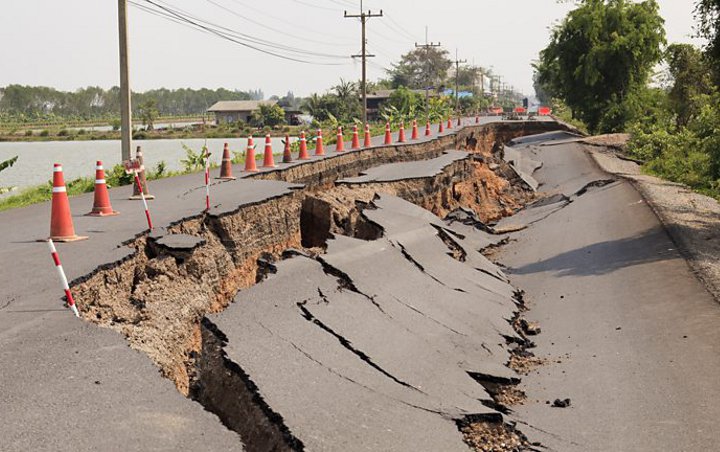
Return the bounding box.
[296,300,424,392]
[194,318,305,452]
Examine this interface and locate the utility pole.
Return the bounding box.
[453,49,467,115]
[345,1,382,125]
[479,70,485,97]
[118,0,132,162]
[415,27,441,113]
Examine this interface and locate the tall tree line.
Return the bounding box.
[0,85,262,120]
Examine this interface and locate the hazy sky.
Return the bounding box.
[0,0,702,97]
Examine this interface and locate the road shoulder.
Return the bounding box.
[587,144,720,303]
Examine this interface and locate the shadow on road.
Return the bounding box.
[508,225,681,277]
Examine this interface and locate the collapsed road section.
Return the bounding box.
[0,119,572,451]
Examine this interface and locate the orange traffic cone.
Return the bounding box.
[130,146,154,200]
[364,123,372,147]
[283,134,293,163]
[315,129,325,156]
[335,127,345,152]
[425,121,431,136]
[217,143,236,180]
[383,122,392,145]
[262,134,276,168]
[87,161,118,216]
[298,131,310,160]
[351,125,360,149]
[411,120,419,140]
[397,123,406,143]
[447,118,453,129]
[245,136,258,172]
[49,164,87,242]
[439,121,445,133]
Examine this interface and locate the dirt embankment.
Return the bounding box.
[70,120,566,451]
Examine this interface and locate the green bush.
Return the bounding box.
[24,130,33,137]
[105,164,134,187]
[39,130,50,137]
[626,92,720,198]
[57,129,69,137]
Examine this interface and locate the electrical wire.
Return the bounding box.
[152,0,347,58]
[291,0,338,12]
[133,0,351,64]
[383,13,420,42]
[223,0,355,44]
[206,0,353,48]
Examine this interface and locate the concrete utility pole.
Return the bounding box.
[118,0,132,161]
[453,49,467,115]
[345,1,382,125]
[415,27,441,112]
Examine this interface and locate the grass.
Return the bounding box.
[0,178,95,212]
[0,151,285,212]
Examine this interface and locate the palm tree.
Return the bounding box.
[301,93,323,117]
[333,79,357,102]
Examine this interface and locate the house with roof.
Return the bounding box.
[207,100,277,125]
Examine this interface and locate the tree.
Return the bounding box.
[387,47,452,91]
[332,79,361,122]
[665,43,714,126]
[251,103,286,127]
[386,86,424,120]
[533,72,552,105]
[301,93,323,118]
[456,66,480,92]
[696,0,720,79]
[535,0,666,133]
[137,99,159,130]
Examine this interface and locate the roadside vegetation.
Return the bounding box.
[535,0,720,199]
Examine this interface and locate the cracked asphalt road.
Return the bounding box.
[497,136,720,451]
[209,194,522,451]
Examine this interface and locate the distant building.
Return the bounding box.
[207,100,277,125]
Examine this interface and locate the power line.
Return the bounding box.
[291,0,338,11]
[134,0,351,64]
[384,13,419,41]
[152,0,348,58]
[223,0,355,45]
[205,0,352,48]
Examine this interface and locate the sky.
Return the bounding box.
[0,0,703,98]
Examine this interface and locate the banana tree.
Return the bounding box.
[0,156,18,195]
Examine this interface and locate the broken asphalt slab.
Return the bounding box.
[337,150,469,184]
[207,194,523,451]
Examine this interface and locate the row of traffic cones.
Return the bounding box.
[49,117,473,240]
[49,150,155,241]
